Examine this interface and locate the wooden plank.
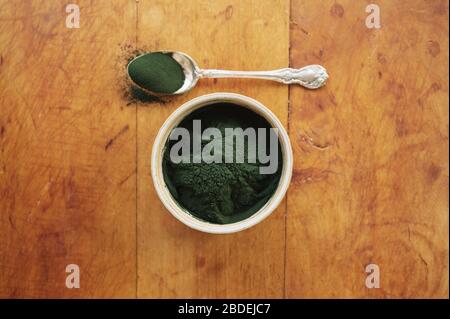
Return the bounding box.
[287,0,448,297]
[0,0,136,297]
[137,0,289,298]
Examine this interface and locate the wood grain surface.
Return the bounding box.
[0,0,448,298]
[0,0,137,297]
[287,0,448,298]
[136,0,289,298]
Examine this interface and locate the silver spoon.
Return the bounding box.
[127,51,329,96]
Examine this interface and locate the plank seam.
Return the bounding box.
[283,0,292,300]
[135,0,139,300]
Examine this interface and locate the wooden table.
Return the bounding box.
[0,0,448,298]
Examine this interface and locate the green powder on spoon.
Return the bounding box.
[128,52,185,94]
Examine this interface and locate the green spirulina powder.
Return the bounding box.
[162,103,282,224]
[128,52,185,94]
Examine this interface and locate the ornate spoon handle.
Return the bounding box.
[197,65,328,89]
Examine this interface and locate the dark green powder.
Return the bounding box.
[162,103,282,224]
[128,52,185,94]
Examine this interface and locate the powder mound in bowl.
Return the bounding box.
[162,103,283,224]
[128,52,185,94]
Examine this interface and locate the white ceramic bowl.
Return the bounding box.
[151,93,293,234]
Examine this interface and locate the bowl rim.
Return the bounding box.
[151,92,293,234]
